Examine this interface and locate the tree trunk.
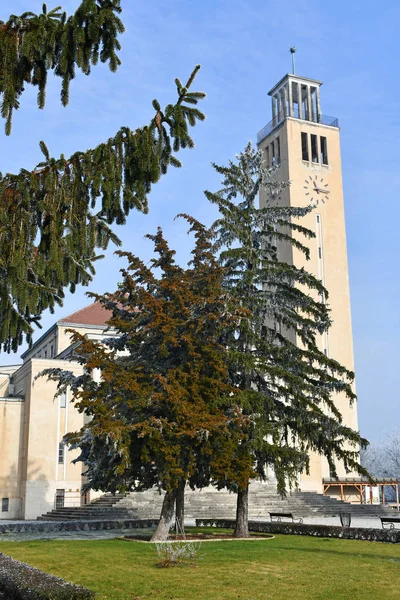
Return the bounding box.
[175,478,185,534]
[234,485,249,538]
[150,489,177,541]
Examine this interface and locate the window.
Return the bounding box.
[271,140,276,166]
[301,132,309,161]
[276,136,281,166]
[58,442,64,464]
[1,498,9,512]
[50,345,54,358]
[311,134,318,163]
[301,132,310,160]
[301,85,308,119]
[55,489,65,509]
[44,350,47,358]
[311,87,318,122]
[320,136,328,165]
[60,392,67,408]
[318,247,322,259]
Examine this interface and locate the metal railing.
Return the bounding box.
[323,476,400,484]
[257,112,339,144]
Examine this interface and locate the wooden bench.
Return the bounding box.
[380,516,400,530]
[269,512,303,524]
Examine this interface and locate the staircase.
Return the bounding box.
[37,493,136,521]
[38,484,395,521]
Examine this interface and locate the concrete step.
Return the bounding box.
[38,512,137,521]
[37,484,396,522]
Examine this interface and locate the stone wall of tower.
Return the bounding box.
[259,115,359,492]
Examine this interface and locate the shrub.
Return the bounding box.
[195,519,400,544]
[0,553,95,599]
[155,541,202,568]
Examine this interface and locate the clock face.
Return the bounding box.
[303,175,330,204]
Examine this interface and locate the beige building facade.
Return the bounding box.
[0,303,112,520]
[258,73,359,492]
[0,71,360,520]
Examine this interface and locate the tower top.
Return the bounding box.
[268,74,323,130]
[268,73,322,97]
[258,73,338,144]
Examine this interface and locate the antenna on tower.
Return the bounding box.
[289,46,296,74]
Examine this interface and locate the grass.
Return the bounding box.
[1,529,400,599]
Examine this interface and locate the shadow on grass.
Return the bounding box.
[271,541,400,563]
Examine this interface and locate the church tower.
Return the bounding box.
[258,73,359,492]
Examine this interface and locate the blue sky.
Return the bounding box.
[1,0,399,442]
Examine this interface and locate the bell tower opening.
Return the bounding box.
[270,74,322,126]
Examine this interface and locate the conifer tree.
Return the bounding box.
[0,2,206,352]
[42,216,246,541]
[206,143,368,537]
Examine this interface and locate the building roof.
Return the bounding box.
[59,302,113,327]
[268,73,323,96]
[20,302,113,360]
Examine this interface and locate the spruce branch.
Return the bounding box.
[0,66,206,352]
[0,0,125,134]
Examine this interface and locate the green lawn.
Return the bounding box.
[1,531,400,600]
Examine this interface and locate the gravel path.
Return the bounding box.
[0,527,155,542]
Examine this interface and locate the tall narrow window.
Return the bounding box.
[271,140,276,167]
[320,136,328,165]
[1,498,9,512]
[301,85,307,119]
[58,442,64,464]
[55,489,65,509]
[311,134,318,163]
[265,145,270,167]
[44,350,47,358]
[60,391,67,409]
[292,81,300,118]
[50,345,54,358]
[276,136,281,166]
[301,132,309,161]
[311,88,317,122]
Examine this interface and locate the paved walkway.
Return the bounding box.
[0,527,155,542]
